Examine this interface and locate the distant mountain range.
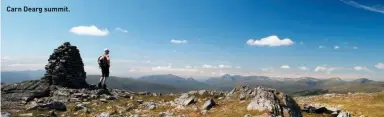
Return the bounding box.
[1,70,45,84]
[2,71,383,95]
[138,74,211,92]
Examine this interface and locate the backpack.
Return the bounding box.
[98,56,108,68]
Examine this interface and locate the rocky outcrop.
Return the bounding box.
[229,86,302,117]
[301,104,354,117]
[42,42,88,88]
[1,42,92,113]
[1,80,51,112]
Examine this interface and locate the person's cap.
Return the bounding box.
[104,48,110,52]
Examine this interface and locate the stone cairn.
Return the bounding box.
[42,42,89,88]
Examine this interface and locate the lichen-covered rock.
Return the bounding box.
[245,86,302,117]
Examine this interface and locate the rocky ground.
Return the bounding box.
[2,82,357,117]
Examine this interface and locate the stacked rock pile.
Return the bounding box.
[42,42,88,88]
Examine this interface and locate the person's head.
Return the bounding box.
[104,48,110,55]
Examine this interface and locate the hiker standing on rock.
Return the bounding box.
[98,48,111,89]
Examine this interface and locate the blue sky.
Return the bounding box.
[2,0,384,80]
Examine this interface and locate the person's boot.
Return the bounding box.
[98,82,102,89]
[103,84,107,90]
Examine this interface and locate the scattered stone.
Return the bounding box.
[74,104,88,111]
[239,93,246,101]
[131,114,141,117]
[188,91,198,95]
[100,98,108,103]
[137,100,144,104]
[199,90,208,95]
[27,101,67,111]
[1,112,11,117]
[159,111,174,117]
[201,109,208,115]
[201,98,216,110]
[97,112,110,117]
[149,104,157,110]
[244,114,252,117]
[337,111,351,117]
[218,97,225,100]
[106,95,117,100]
[48,110,57,116]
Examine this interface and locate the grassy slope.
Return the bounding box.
[295,92,384,117]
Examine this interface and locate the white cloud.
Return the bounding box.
[334,45,340,49]
[115,27,128,33]
[235,66,241,69]
[314,66,327,72]
[318,45,325,49]
[1,56,47,71]
[218,64,232,69]
[202,64,213,68]
[340,0,384,14]
[4,63,46,71]
[300,41,304,44]
[299,66,309,71]
[70,25,109,36]
[185,65,192,69]
[246,35,294,47]
[353,46,358,50]
[375,63,384,70]
[260,68,273,72]
[314,66,340,74]
[280,65,290,69]
[170,39,188,44]
[354,66,372,72]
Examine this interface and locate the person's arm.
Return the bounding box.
[106,55,110,66]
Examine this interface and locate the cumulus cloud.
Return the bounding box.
[70,25,109,36]
[299,66,309,71]
[334,45,340,49]
[280,65,290,69]
[318,45,325,49]
[115,27,128,33]
[375,62,384,70]
[314,66,340,74]
[246,35,294,47]
[340,0,384,14]
[354,66,372,72]
[170,39,188,44]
